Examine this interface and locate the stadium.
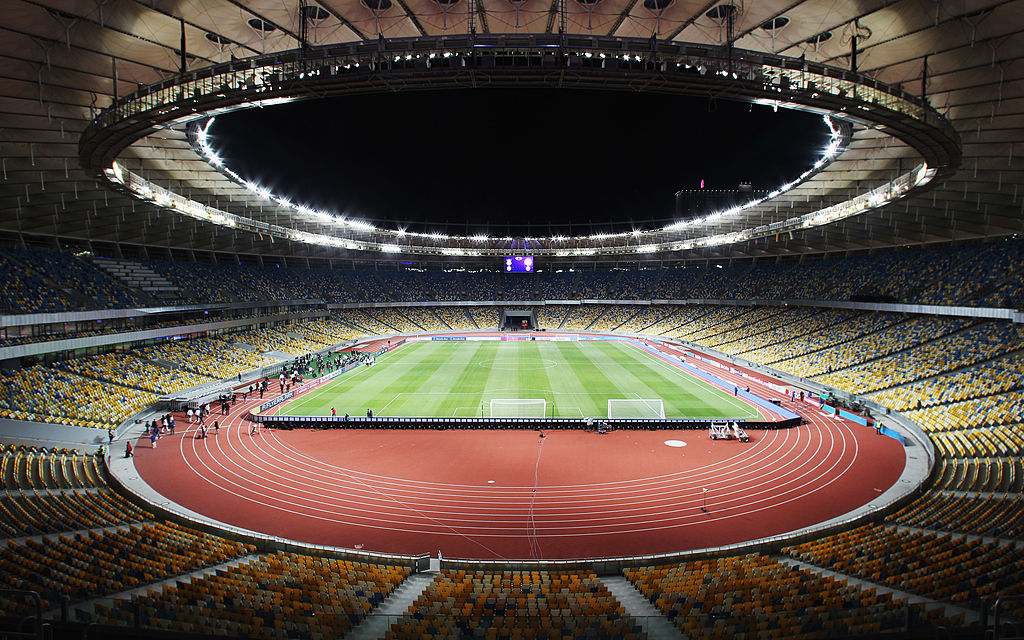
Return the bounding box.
[0,0,1023,639]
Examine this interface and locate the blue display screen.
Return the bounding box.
[504,256,534,273]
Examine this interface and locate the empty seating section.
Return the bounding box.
[757,313,903,377]
[385,569,645,640]
[930,456,1024,493]
[817,321,1022,394]
[908,244,1000,305]
[133,337,275,380]
[432,306,477,330]
[91,257,181,303]
[904,392,1024,432]
[0,365,156,428]
[693,306,793,349]
[930,425,1024,459]
[286,318,360,345]
[359,308,407,332]
[0,489,152,537]
[54,352,216,395]
[611,306,674,334]
[889,491,1023,539]
[586,305,640,332]
[0,241,1023,314]
[0,522,254,613]
[635,306,695,336]
[95,551,410,639]
[674,306,758,343]
[0,251,79,313]
[230,327,327,355]
[535,305,568,329]
[783,523,1024,609]
[337,308,395,334]
[625,554,946,639]
[733,309,861,363]
[398,307,447,331]
[2,446,104,491]
[869,350,1024,411]
[468,306,498,329]
[706,307,821,355]
[331,308,380,335]
[560,305,606,330]
[12,250,147,309]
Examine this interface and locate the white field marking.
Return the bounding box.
[175,393,864,532]
[280,341,414,414]
[172,412,863,536]
[476,358,560,371]
[247,420,813,511]
[621,342,758,417]
[378,393,403,415]
[174,385,864,528]
[281,361,378,414]
[175,379,862,522]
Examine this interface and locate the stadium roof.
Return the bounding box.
[0,0,1021,265]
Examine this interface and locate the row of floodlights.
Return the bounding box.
[194,110,844,244]
[262,415,712,422]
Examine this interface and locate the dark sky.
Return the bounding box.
[210,89,827,235]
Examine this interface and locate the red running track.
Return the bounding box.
[132,396,905,561]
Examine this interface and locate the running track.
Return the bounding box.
[131,350,906,560]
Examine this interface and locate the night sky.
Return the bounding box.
[209,89,827,235]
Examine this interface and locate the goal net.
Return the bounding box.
[608,398,665,419]
[488,399,547,418]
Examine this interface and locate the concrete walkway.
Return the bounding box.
[601,575,688,640]
[344,572,437,640]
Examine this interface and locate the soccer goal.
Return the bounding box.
[488,399,547,418]
[607,398,665,419]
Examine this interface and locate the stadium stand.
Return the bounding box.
[624,553,948,639]
[432,305,478,331]
[54,353,217,396]
[385,569,645,640]
[782,523,1024,611]
[467,306,498,329]
[0,242,1022,314]
[0,366,157,428]
[815,321,1022,394]
[96,551,410,639]
[0,251,82,314]
[6,242,1024,640]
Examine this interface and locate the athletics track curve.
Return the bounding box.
[130,350,907,560]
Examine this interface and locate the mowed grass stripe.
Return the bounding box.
[601,341,716,417]
[377,342,482,416]
[551,343,600,418]
[631,344,759,418]
[570,343,636,417]
[281,340,757,419]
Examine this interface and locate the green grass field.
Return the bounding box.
[279,340,759,420]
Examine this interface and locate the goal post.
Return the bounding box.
[488,399,547,418]
[607,398,665,419]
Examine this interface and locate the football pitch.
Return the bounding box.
[279,340,760,420]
